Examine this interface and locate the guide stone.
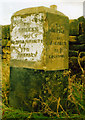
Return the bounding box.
[10,5,69,70]
[9,5,69,112]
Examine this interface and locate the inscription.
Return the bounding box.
[48,23,67,59]
[48,41,66,45]
[11,13,44,61]
[49,55,64,58]
[49,23,64,33]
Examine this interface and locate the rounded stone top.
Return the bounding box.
[50,5,57,10]
[11,5,68,18]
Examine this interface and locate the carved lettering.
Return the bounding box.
[49,23,64,33]
[49,55,64,58]
[11,13,44,61]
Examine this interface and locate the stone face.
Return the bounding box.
[69,50,78,57]
[10,6,69,71]
[69,57,82,74]
[45,13,69,70]
[69,44,85,52]
[2,25,10,40]
[78,34,85,44]
[69,36,77,43]
[11,13,44,62]
[69,20,79,36]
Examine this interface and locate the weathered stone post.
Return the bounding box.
[9,5,69,112]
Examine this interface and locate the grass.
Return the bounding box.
[2,105,85,120]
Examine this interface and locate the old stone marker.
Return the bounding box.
[9,5,69,112]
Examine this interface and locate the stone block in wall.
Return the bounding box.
[69,50,78,57]
[2,39,8,47]
[69,57,82,74]
[69,55,85,74]
[78,16,85,35]
[78,34,85,44]
[2,25,10,39]
[69,19,79,36]
[69,36,79,46]
[69,36,77,43]
[69,44,85,52]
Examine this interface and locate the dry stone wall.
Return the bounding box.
[69,16,85,74]
[2,25,10,61]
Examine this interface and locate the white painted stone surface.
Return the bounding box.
[11,13,44,61]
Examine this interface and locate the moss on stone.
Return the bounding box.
[9,67,68,112]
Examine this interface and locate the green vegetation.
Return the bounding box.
[2,105,85,120]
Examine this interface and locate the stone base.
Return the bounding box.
[9,67,68,112]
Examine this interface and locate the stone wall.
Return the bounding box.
[2,25,10,60]
[69,16,85,75]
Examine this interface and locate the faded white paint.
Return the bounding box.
[11,13,44,61]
